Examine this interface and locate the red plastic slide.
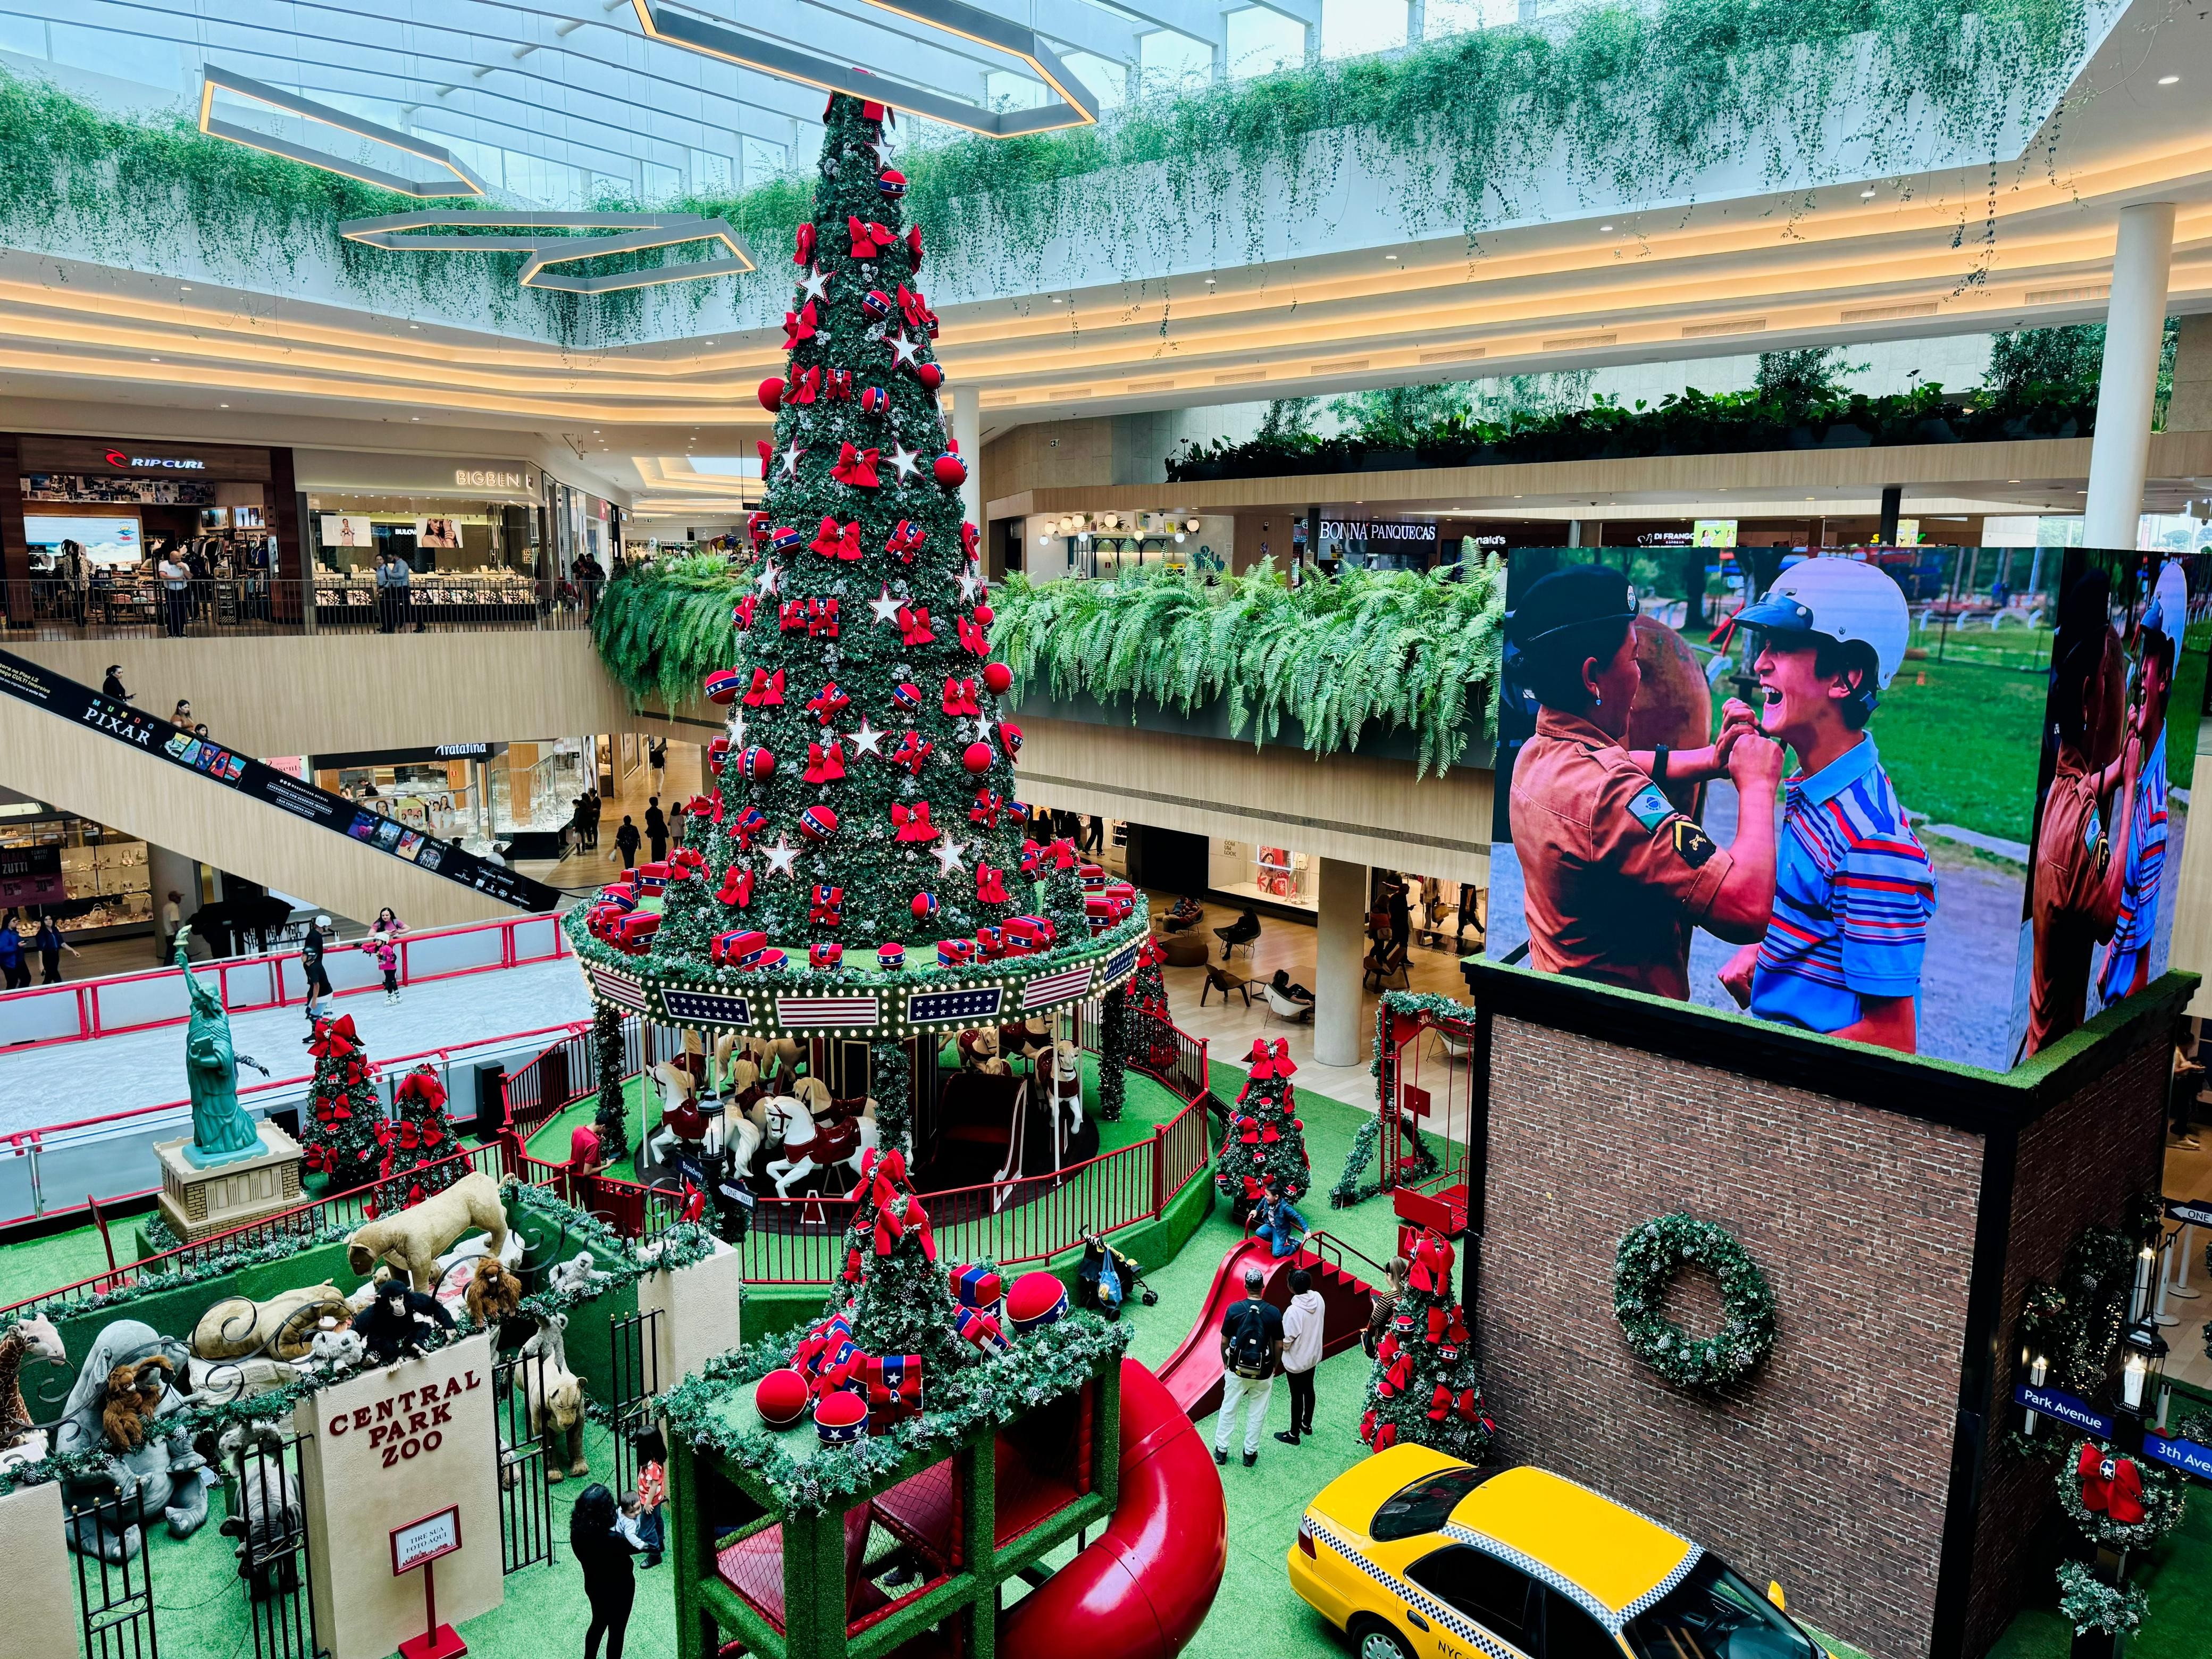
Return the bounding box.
[1155,1236,1377,1421]
[996,1358,1228,1659]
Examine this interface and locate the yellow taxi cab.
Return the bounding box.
[1289,1447,1835,1659]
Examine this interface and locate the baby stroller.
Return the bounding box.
[1077,1234,1158,1320]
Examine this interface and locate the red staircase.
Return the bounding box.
[1155,1230,1377,1421]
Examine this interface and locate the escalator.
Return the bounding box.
[0,647,560,927]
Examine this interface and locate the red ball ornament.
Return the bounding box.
[800,805,839,842]
[915,362,943,392]
[859,385,890,417]
[983,661,1013,694]
[756,1368,810,1430]
[912,891,939,919]
[757,376,784,412]
[933,451,968,488]
[962,741,994,774]
[742,745,776,781]
[972,603,994,625]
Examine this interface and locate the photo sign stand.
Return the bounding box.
[392,1506,466,1659]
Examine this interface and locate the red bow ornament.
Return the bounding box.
[810,884,844,926]
[1019,838,1044,875]
[790,364,822,405]
[971,791,1005,828]
[847,216,893,259]
[892,801,936,842]
[1428,1385,1455,1423]
[1379,1353,1414,1396]
[743,667,784,708]
[1409,1234,1455,1294]
[861,1146,909,1202]
[874,1194,909,1255]
[906,223,924,270]
[1458,1391,1489,1428]
[942,676,979,716]
[793,223,816,266]
[810,517,864,562]
[959,521,979,561]
[2078,1444,2148,1524]
[898,605,935,646]
[823,368,853,402]
[730,806,767,850]
[976,864,1010,906]
[956,615,991,657]
[718,866,755,909]
[806,682,850,723]
[804,740,846,784]
[886,520,926,562]
[782,300,818,350]
[896,284,938,337]
[1046,836,1077,869]
[891,732,935,776]
[830,443,880,488]
[733,594,757,631]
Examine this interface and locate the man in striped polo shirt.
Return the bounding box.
[1719,557,1934,1055]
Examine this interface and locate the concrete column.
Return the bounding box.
[951,384,982,531]
[2085,202,2176,549]
[1315,857,1368,1068]
[1407,1,1426,42]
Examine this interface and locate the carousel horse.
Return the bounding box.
[1051,1039,1099,1167]
[645,1057,710,1167]
[763,1088,878,1197]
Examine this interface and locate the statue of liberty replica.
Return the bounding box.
[154,927,306,1241]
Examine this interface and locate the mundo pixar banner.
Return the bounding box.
[1487,546,2210,1073]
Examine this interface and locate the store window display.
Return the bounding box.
[0,812,150,942]
[1211,838,1316,912]
[308,492,539,625]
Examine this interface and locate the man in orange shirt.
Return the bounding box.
[2026,567,2146,1057]
[1506,564,1784,1000]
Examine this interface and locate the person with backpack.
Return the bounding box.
[1273,1268,1326,1447]
[1213,1263,1283,1468]
[614,815,641,870]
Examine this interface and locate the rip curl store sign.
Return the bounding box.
[327,1368,483,1469]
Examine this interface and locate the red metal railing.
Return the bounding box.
[0,912,571,1052]
[0,1139,516,1323]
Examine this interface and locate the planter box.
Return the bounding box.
[1360,449,1420,472]
[638,1237,744,1389]
[1012,685,1493,770]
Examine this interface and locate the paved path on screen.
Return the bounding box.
[0,956,591,1136]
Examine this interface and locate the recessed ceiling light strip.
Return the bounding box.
[339,210,756,294]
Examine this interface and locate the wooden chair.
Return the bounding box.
[1200,963,1251,1009]
[1363,941,1410,992]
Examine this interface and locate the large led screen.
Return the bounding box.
[1486,546,2209,1072]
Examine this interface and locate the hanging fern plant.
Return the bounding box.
[591,554,747,708]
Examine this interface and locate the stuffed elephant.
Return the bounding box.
[54,1321,213,1562]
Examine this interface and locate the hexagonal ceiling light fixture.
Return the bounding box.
[198,67,487,197]
[629,0,1098,137]
[339,210,758,293]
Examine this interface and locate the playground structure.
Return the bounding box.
[1370,996,1477,1248]
[1154,1235,1380,1422]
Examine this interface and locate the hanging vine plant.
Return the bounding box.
[1613,1212,1777,1390]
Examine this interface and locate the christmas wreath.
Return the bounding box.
[2054,1436,2189,1551]
[1612,1213,1776,1389]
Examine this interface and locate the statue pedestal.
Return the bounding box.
[154,1124,305,1243]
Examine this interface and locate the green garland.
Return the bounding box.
[2055,1560,2149,1638]
[1613,1213,1777,1389]
[993,562,1505,776]
[1167,381,2096,482]
[9,1218,349,1322]
[2053,1435,2190,1552]
[506,1182,718,1327]
[1097,984,1130,1124]
[660,1312,1129,1515]
[1329,1109,1439,1210]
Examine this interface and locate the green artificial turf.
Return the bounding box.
[0,1219,129,1311]
[1986,1487,2212,1659]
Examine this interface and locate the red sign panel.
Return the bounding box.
[1401,1083,1431,1119]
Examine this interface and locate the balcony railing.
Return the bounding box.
[0,576,605,641]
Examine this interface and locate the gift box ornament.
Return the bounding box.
[863,1352,922,1412]
[635,861,669,896]
[955,1304,1010,1352]
[1078,864,1107,892]
[1005,1270,1067,1335]
[707,736,731,776]
[950,1264,1003,1310]
[975,925,1006,959]
[809,942,843,969]
[937,939,975,968]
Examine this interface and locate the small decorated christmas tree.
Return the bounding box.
[299,1013,381,1191]
[375,1062,460,1211]
[590,1004,632,1164]
[1127,936,1177,1074]
[1216,1037,1310,1214]
[1360,1229,1493,1460]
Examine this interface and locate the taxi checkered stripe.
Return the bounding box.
[1440,1521,1702,1633]
[1615,1546,1704,1623]
[1305,1516,1529,1659]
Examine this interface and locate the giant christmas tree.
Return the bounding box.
[569,92,1144,1139]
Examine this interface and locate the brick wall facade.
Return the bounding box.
[1481,1015,1988,1659]
[1960,1018,2173,1656]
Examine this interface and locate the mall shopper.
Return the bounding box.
[572,1483,642,1659]
[648,738,667,790]
[0,919,28,990]
[644,797,668,863]
[375,550,418,634]
[614,816,640,870]
[160,890,185,958]
[364,907,405,1003]
[1251,1179,1308,1258]
[1363,1257,1411,1359]
[33,916,79,984]
[170,699,192,728]
[157,548,190,636]
[301,915,334,1023]
[1274,1268,1325,1447]
[1213,1264,1283,1468]
[574,549,606,619]
[583,788,601,850]
[1268,968,1313,1007]
[100,665,129,702]
[62,540,88,624]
